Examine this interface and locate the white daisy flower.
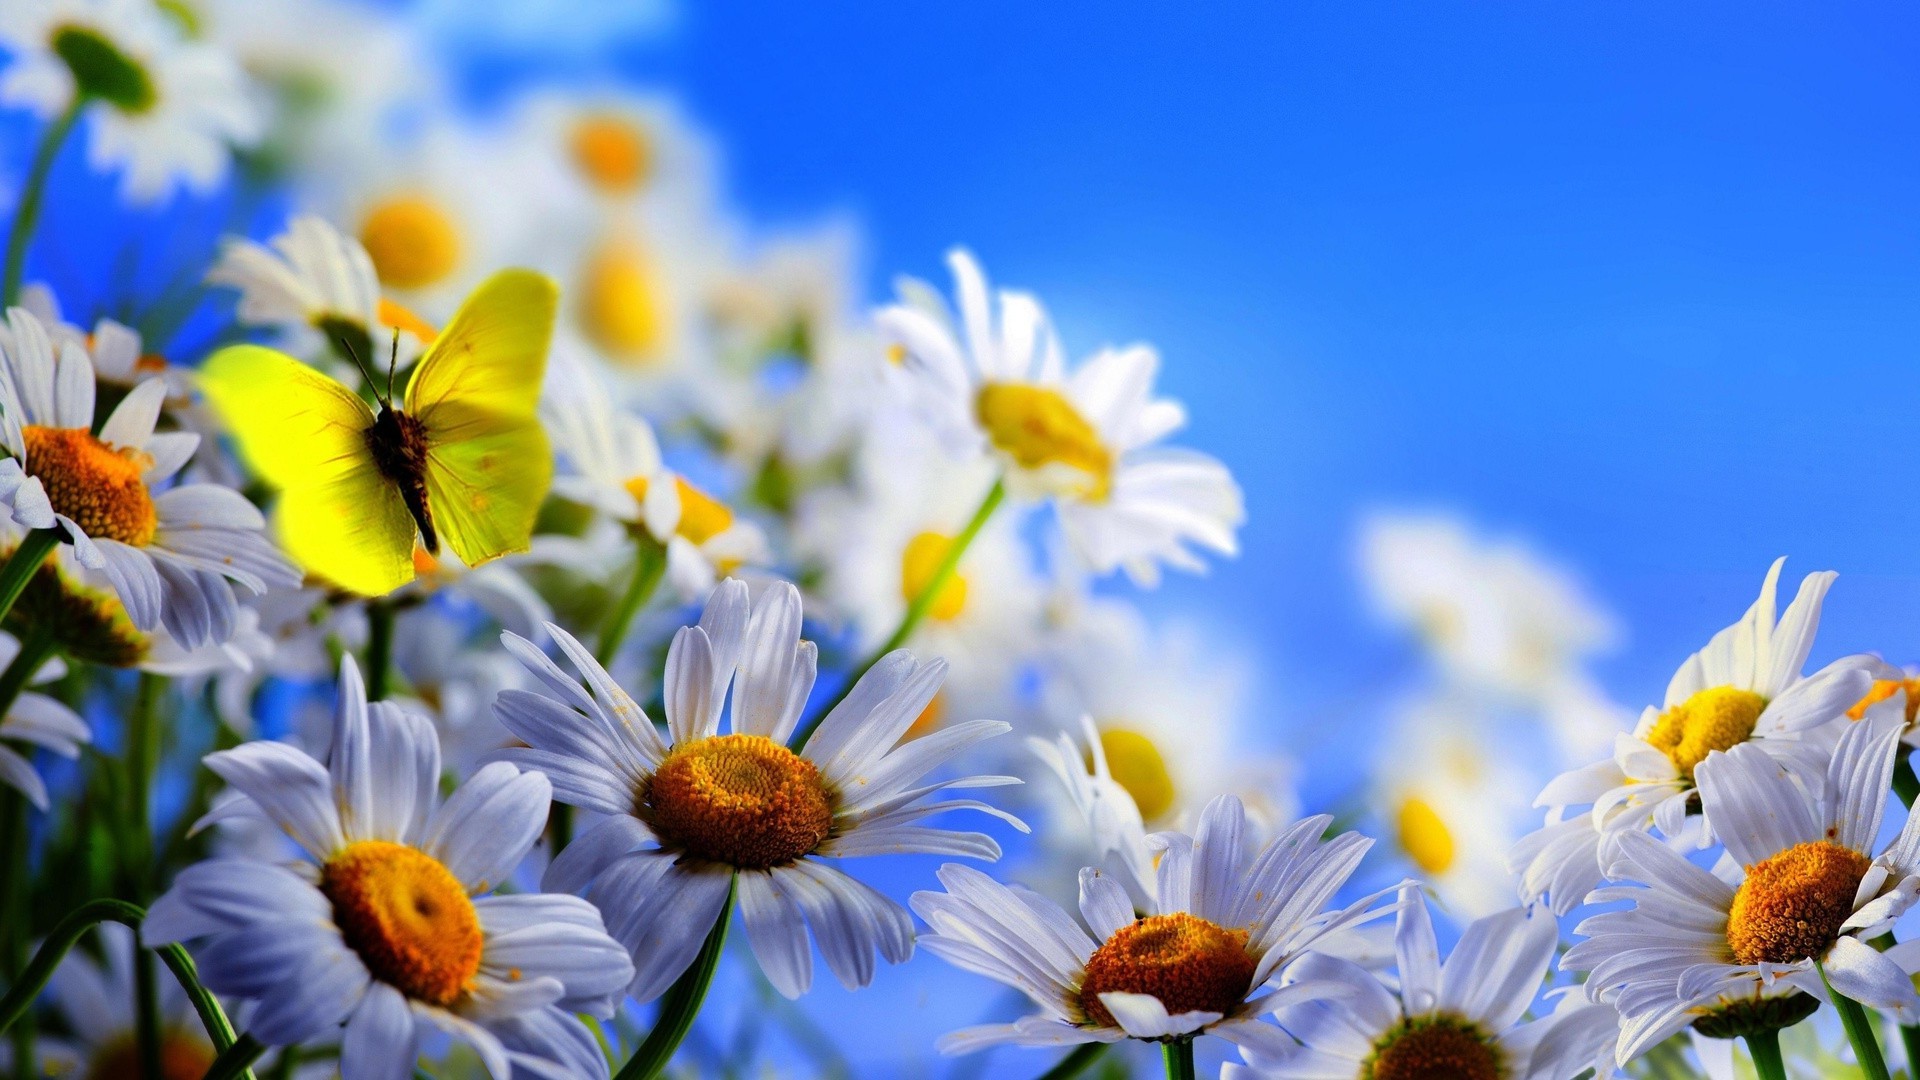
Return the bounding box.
[1564,711,1920,1067]
[143,656,633,1079]
[1512,558,1874,915]
[0,922,214,1077]
[492,578,1022,1000]
[1847,661,1920,746]
[876,248,1243,586]
[911,794,1398,1059]
[1228,885,1619,1080]
[205,215,431,374]
[0,0,262,203]
[0,629,84,811]
[0,308,299,648]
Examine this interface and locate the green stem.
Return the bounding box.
[1902,1023,1920,1080]
[266,1044,302,1080]
[126,672,163,893]
[1162,1037,1195,1080]
[789,477,1005,749]
[1895,754,1919,808]
[134,944,162,1080]
[613,877,735,1080]
[0,531,57,635]
[1036,1041,1107,1080]
[596,533,668,667]
[364,598,394,702]
[203,1033,268,1080]
[1820,960,1893,1080]
[2,792,30,1080]
[2,94,85,306]
[1745,1027,1786,1080]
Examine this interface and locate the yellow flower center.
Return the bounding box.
[570,113,654,194]
[51,24,156,114]
[1850,678,1920,728]
[1094,728,1176,823]
[1395,796,1456,876]
[23,426,156,546]
[1077,913,1254,1028]
[974,383,1112,498]
[86,1031,215,1080]
[905,691,945,741]
[360,196,463,291]
[1365,1016,1506,1080]
[885,342,907,366]
[579,237,670,364]
[320,841,484,1007]
[8,546,146,666]
[1645,686,1768,781]
[641,734,833,869]
[1725,840,1869,965]
[900,532,969,621]
[624,475,735,545]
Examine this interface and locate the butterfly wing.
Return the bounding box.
[199,345,417,596]
[404,268,558,569]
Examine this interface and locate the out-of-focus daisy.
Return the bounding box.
[206,215,432,375]
[1229,885,1619,1080]
[1850,660,1920,745]
[493,579,1021,1000]
[544,349,767,598]
[911,795,1395,1058]
[0,308,300,647]
[145,656,633,1078]
[0,923,212,1078]
[0,0,262,202]
[1565,713,1920,1067]
[1513,559,1873,915]
[0,629,85,810]
[877,249,1243,586]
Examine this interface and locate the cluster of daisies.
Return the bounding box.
[0,2,1917,1080]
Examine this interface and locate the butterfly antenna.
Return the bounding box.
[386,329,400,405]
[334,332,387,408]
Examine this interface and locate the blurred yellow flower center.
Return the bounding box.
[643,734,833,869]
[23,426,156,546]
[1395,796,1456,875]
[570,113,654,194]
[1726,840,1868,965]
[974,383,1112,498]
[86,1031,215,1080]
[1645,686,1767,780]
[1095,728,1175,823]
[1366,1016,1504,1080]
[378,297,438,345]
[579,237,670,364]
[900,532,969,621]
[51,25,156,114]
[320,840,483,1007]
[1077,913,1253,1028]
[1850,678,1920,728]
[905,691,945,741]
[625,475,735,545]
[885,343,907,366]
[360,196,463,290]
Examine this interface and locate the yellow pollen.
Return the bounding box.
[905,691,945,741]
[625,475,735,545]
[642,734,833,869]
[1094,728,1176,823]
[1396,796,1456,876]
[360,196,463,291]
[900,532,969,621]
[86,1031,215,1080]
[885,342,907,366]
[1645,686,1768,781]
[1726,840,1869,966]
[570,113,654,194]
[378,297,439,345]
[974,382,1112,499]
[1077,913,1253,1028]
[22,426,156,546]
[1366,1015,1505,1080]
[1850,679,1920,728]
[579,236,670,365]
[320,841,483,1007]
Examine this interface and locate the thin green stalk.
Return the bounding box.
[203,1033,269,1080]
[1037,1041,1107,1079]
[266,1045,302,1080]
[365,598,395,702]
[1901,1023,1920,1080]
[596,533,668,666]
[0,530,58,632]
[613,877,735,1080]
[126,672,164,892]
[789,477,1005,749]
[1820,960,1892,1080]
[2,95,85,306]
[134,944,162,1080]
[1745,1028,1786,1080]
[1895,754,1920,808]
[1162,1037,1196,1080]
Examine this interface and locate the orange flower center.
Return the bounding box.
[1726,840,1870,965]
[1077,913,1254,1029]
[23,425,156,545]
[360,196,463,291]
[320,841,483,1007]
[1850,679,1920,728]
[86,1031,215,1080]
[1366,1016,1505,1080]
[1645,686,1767,781]
[579,236,670,364]
[642,734,833,869]
[570,114,654,194]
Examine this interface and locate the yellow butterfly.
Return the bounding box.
[200,269,558,596]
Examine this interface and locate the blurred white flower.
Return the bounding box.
[0,629,84,811]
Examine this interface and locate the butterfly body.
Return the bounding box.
[366,405,436,554]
